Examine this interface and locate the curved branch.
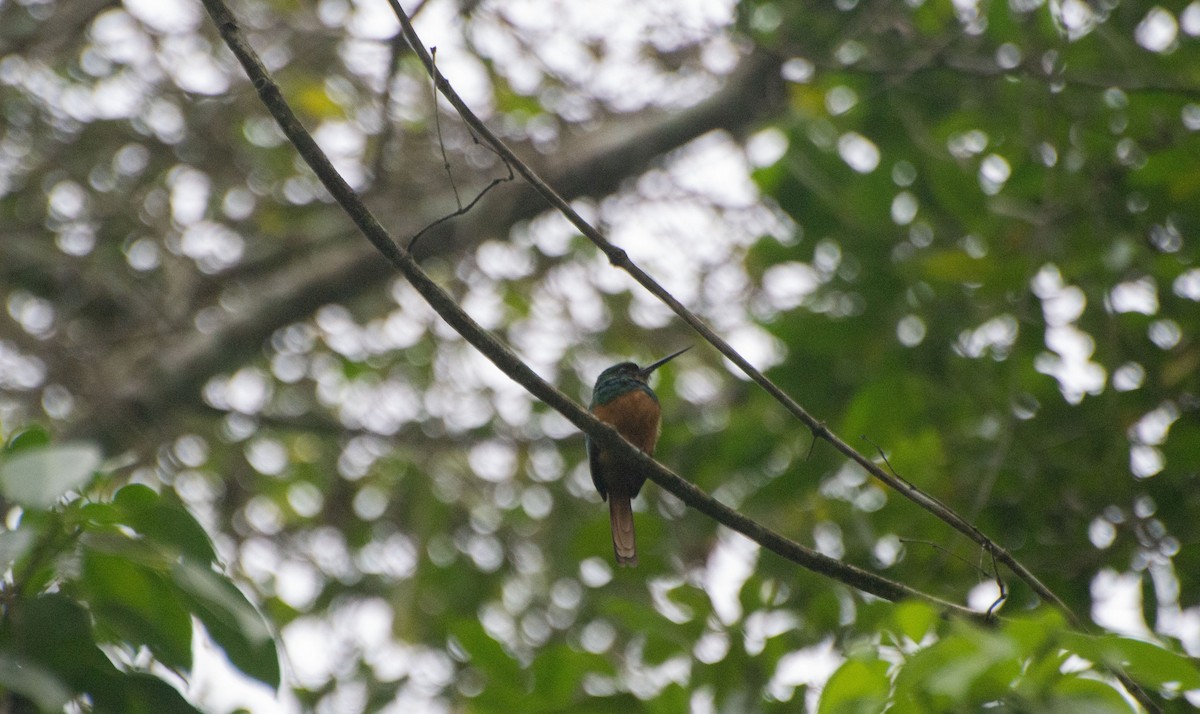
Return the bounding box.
[385,7,1158,710]
[199,0,981,621]
[70,23,787,454]
[387,0,1063,612]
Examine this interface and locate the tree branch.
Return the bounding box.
[385,8,1158,710]
[199,0,982,622]
[387,0,1066,616]
[70,26,787,454]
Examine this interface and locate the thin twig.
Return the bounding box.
[898,536,1008,619]
[899,538,987,573]
[406,169,512,250]
[985,549,1007,620]
[406,48,514,250]
[429,48,462,209]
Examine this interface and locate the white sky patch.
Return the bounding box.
[723,324,786,373]
[1108,277,1159,314]
[1054,0,1101,40]
[781,57,815,83]
[1185,2,1200,35]
[191,625,295,714]
[1031,265,1107,403]
[1148,318,1182,349]
[168,166,210,225]
[1127,401,1178,479]
[90,10,155,64]
[955,314,1018,359]
[947,129,988,159]
[124,0,202,34]
[181,226,238,275]
[90,73,148,119]
[978,153,1011,194]
[745,128,788,168]
[767,637,842,706]
[1173,268,1200,299]
[282,618,342,690]
[761,262,821,311]
[897,314,926,347]
[1112,362,1145,391]
[347,0,402,40]
[7,291,56,338]
[1092,569,1153,638]
[837,132,880,173]
[160,34,232,95]
[670,132,759,206]
[245,437,288,476]
[1129,402,1179,446]
[205,366,273,414]
[313,120,367,189]
[1136,7,1179,52]
[891,191,918,225]
[704,528,760,625]
[967,580,1006,613]
[825,85,858,116]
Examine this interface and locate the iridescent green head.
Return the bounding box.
[590,346,690,407]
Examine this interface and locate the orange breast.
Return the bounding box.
[592,389,662,454]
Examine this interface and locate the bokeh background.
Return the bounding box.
[2,0,1199,711]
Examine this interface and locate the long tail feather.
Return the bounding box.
[609,495,638,567]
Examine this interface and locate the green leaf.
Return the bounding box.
[4,426,51,453]
[170,559,280,688]
[1003,608,1067,656]
[119,672,204,714]
[818,657,890,714]
[81,547,194,672]
[1051,674,1137,714]
[1062,631,1200,690]
[892,600,937,643]
[5,594,129,709]
[109,484,218,563]
[892,623,1023,709]
[0,442,102,509]
[0,650,73,711]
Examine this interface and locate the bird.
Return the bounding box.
[587,346,690,567]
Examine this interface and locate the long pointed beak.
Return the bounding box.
[640,345,691,377]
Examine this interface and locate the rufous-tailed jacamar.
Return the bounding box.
[588,346,690,567]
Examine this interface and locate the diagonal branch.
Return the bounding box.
[385,0,1064,613]
[385,7,1159,710]
[68,36,786,454]
[199,0,982,622]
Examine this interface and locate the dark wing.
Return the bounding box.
[586,434,608,501]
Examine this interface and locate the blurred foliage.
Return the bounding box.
[1,0,1199,711]
[0,428,278,711]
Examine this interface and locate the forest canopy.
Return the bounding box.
[1,0,1199,711]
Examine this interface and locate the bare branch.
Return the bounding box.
[386,0,1068,621]
[63,22,781,456]
[383,7,1157,709]
[408,53,516,251]
[199,0,983,621]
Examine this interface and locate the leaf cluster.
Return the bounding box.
[0,428,278,712]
